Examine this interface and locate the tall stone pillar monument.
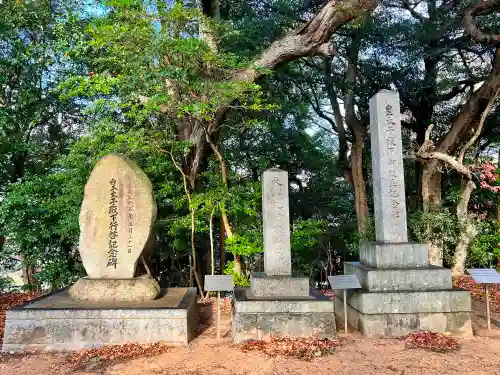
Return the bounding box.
[337,90,472,336]
[232,168,336,342]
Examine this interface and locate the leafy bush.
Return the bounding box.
[224,260,250,287]
[408,209,460,267]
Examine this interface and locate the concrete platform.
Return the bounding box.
[250,272,309,297]
[344,262,452,291]
[232,288,336,343]
[2,287,198,352]
[335,294,472,337]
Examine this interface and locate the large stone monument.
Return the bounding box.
[69,154,160,302]
[2,155,197,352]
[335,90,472,336]
[232,168,336,342]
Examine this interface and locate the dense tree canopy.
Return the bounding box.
[0,0,498,292]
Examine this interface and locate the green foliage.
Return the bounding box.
[223,260,249,287]
[0,276,15,293]
[291,219,326,253]
[469,221,500,268]
[408,209,460,267]
[226,234,263,257]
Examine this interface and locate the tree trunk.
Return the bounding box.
[421,160,442,213]
[20,254,36,288]
[421,159,444,266]
[452,179,477,276]
[219,216,226,273]
[351,134,369,235]
[209,209,215,275]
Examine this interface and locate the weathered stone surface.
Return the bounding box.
[360,242,429,269]
[250,272,309,297]
[335,301,473,337]
[262,168,291,276]
[334,90,473,338]
[234,288,333,313]
[369,90,407,243]
[232,289,336,343]
[68,275,160,302]
[79,154,157,279]
[343,289,471,314]
[2,287,197,352]
[344,262,452,291]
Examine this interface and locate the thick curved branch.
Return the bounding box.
[401,0,427,23]
[417,124,473,180]
[462,0,500,46]
[458,88,499,163]
[231,0,378,84]
[438,48,500,153]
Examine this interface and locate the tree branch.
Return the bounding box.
[438,48,500,154]
[417,124,473,180]
[462,0,500,46]
[401,0,428,23]
[458,88,499,163]
[229,0,377,84]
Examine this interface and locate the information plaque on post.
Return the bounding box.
[204,275,234,339]
[467,268,500,331]
[327,275,361,334]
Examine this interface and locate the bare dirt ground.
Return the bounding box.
[1,298,500,375]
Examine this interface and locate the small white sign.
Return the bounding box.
[204,275,234,292]
[327,275,361,290]
[467,269,500,284]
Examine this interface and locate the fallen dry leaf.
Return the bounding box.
[319,289,336,300]
[66,341,170,367]
[402,331,459,352]
[453,276,500,312]
[240,336,342,360]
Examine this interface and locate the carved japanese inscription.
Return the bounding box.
[262,168,292,276]
[369,90,408,243]
[78,154,156,278]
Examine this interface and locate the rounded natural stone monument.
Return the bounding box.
[79,154,156,278]
[69,154,160,302]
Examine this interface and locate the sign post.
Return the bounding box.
[467,268,500,332]
[204,275,234,339]
[327,275,361,334]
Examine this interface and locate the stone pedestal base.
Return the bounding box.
[360,242,429,269]
[2,287,197,352]
[69,275,160,302]
[232,288,336,343]
[335,294,472,337]
[337,242,472,337]
[250,272,309,297]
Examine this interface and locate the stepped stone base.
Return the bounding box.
[335,294,472,337]
[250,272,309,297]
[360,242,429,268]
[344,262,452,292]
[334,288,471,315]
[336,242,472,337]
[232,288,336,343]
[2,287,197,352]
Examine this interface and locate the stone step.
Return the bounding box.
[360,242,429,269]
[344,262,452,292]
[250,272,310,297]
[233,288,336,343]
[335,288,471,315]
[335,298,472,337]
